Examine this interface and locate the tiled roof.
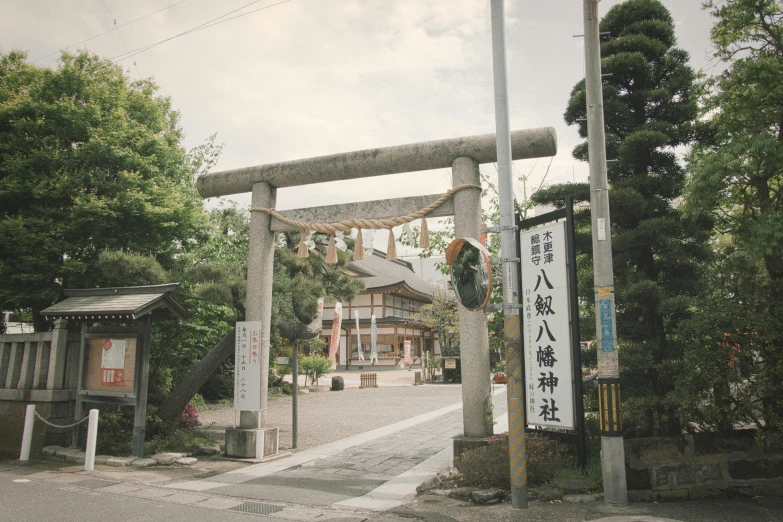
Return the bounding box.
[40,284,188,320]
[348,250,435,300]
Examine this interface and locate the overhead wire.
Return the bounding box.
[101,0,141,78]
[105,0,291,65]
[31,0,190,63]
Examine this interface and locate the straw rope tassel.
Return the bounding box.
[386,229,397,261]
[298,230,309,258]
[419,218,430,249]
[326,235,338,264]
[354,229,365,261]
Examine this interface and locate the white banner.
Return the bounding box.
[370,314,378,364]
[404,340,411,365]
[234,321,262,412]
[521,221,575,430]
[355,310,364,361]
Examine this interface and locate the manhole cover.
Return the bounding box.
[229,502,284,515]
[73,479,117,489]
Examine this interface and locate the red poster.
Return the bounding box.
[328,302,342,365]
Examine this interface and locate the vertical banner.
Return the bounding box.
[328,301,342,365]
[355,310,364,361]
[370,314,379,364]
[404,340,411,366]
[235,321,262,412]
[520,221,575,430]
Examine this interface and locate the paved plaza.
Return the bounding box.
[2,378,781,521]
[169,385,509,511]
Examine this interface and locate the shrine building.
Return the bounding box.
[321,249,441,367]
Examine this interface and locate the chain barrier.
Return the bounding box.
[33,410,90,430]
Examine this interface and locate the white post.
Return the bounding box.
[84,409,99,472]
[19,404,35,462]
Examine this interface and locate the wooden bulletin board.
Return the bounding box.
[83,335,138,395]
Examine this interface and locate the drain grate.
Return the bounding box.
[229,502,284,515]
[73,479,117,489]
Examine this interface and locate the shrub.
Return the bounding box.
[453,431,574,489]
[454,435,510,489]
[179,402,199,429]
[526,432,571,484]
[96,405,167,455]
[300,354,333,385]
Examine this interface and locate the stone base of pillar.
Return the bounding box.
[453,435,495,460]
[225,427,279,458]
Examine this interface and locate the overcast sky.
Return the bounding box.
[1,0,716,255]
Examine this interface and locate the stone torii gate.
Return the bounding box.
[197,127,557,457]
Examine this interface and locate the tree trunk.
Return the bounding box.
[156,329,235,421]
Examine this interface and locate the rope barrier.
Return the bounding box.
[34,410,90,430]
[250,184,481,234]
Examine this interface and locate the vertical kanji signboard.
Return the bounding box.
[235,321,262,412]
[521,221,575,430]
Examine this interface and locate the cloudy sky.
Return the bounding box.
[1,0,716,255]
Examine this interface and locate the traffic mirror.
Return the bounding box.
[446,237,493,311]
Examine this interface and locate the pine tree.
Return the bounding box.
[533,0,710,434]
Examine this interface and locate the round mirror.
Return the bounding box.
[445,237,493,311]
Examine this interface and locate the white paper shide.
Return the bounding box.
[234,321,262,412]
[521,221,575,430]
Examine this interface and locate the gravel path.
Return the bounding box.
[198,384,464,452]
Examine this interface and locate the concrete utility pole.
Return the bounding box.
[490,0,528,509]
[583,0,628,506]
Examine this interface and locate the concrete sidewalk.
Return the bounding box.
[165,387,509,511]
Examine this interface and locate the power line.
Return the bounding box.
[102,0,141,79]
[107,0,291,65]
[32,0,190,63]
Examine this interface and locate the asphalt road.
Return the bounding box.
[2,470,782,522]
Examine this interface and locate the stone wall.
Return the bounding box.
[0,322,80,455]
[625,430,783,501]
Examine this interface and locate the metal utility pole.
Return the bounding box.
[583,0,628,506]
[490,0,528,509]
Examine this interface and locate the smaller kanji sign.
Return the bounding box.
[235,322,262,412]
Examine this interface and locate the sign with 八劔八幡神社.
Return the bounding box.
[235,322,262,412]
[521,221,575,430]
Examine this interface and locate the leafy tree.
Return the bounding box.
[0,50,207,330]
[686,0,783,430]
[687,0,783,282]
[417,289,460,356]
[533,0,710,434]
[155,229,363,420]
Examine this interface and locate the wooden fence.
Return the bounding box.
[360,373,378,388]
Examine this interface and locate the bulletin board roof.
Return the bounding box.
[40,284,189,321]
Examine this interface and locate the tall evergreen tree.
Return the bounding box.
[533,0,709,434]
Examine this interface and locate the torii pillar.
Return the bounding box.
[198,128,557,458]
